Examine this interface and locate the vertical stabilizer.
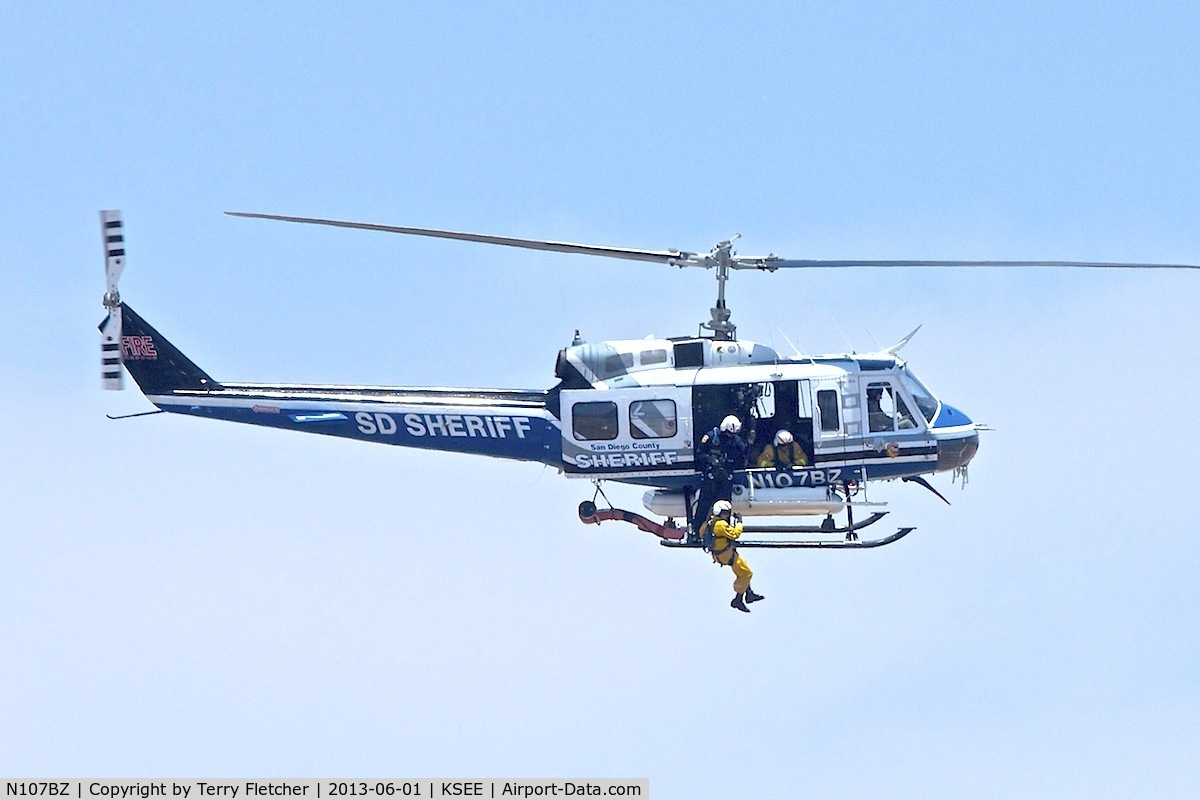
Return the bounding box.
[119,304,220,396]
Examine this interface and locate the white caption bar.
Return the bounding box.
[2,781,648,800]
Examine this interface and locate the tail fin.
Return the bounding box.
[119,304,221,396]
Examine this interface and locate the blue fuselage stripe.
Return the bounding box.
[156,402,565,466]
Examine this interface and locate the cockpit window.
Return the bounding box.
[867,382,919,432]
[866,383,891,432]
[901,367,940,422]
[894,393,917,429]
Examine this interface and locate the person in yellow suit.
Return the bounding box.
[755,429,808,469]
[703,500,765,612]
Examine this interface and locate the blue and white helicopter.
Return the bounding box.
[99,211,1198,548]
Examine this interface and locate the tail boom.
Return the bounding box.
[114,302,561,466]
[149,384,562,465]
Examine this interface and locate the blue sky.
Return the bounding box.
[3,3,1199,797]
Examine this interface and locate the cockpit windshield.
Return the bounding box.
[901,366,940,422]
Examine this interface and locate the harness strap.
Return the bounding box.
[712,542,736,565]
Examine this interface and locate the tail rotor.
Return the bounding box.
[100,210,125,390]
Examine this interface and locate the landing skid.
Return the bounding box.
[659,526,915,549]
[578,500,912,549]
[741,512,889,536]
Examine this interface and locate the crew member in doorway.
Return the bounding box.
[694,414,749,536]
[755,429,809,469]
[703,500,764,612]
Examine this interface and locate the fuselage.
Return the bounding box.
[129,301,979,494]
[552,336,979,489]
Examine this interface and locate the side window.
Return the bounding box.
[797,380,813,418]
[572,402,619,441]
[639,349,668,366]
[673,341,705,368]
[604,352,634,375]
[817,390,840,433]
[630,399,677,439]
[752,382,776,419]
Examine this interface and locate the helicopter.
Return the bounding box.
[99,210,1200,549]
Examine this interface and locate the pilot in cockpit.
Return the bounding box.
[867,385,894,433]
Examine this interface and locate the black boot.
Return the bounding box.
[730,593,750,612]
[745,588,765,604]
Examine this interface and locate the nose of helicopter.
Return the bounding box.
[933,404,980,471]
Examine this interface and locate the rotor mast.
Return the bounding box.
[702,235,740,340]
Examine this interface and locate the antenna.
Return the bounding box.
[834,322,854,354]
[775,327,804,360]
[866,328,883,352]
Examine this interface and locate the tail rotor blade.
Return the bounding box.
[100,210,124,390]
[100,310,122,389]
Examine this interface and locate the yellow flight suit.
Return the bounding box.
[710,516,753,594]
[755,440,809,469]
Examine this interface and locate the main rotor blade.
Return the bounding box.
[736,257,1200,270]
[226,212,691,265]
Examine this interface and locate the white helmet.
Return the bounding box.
[774,430,794,446]
[719,415,742,434]
[712,500,733,515]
